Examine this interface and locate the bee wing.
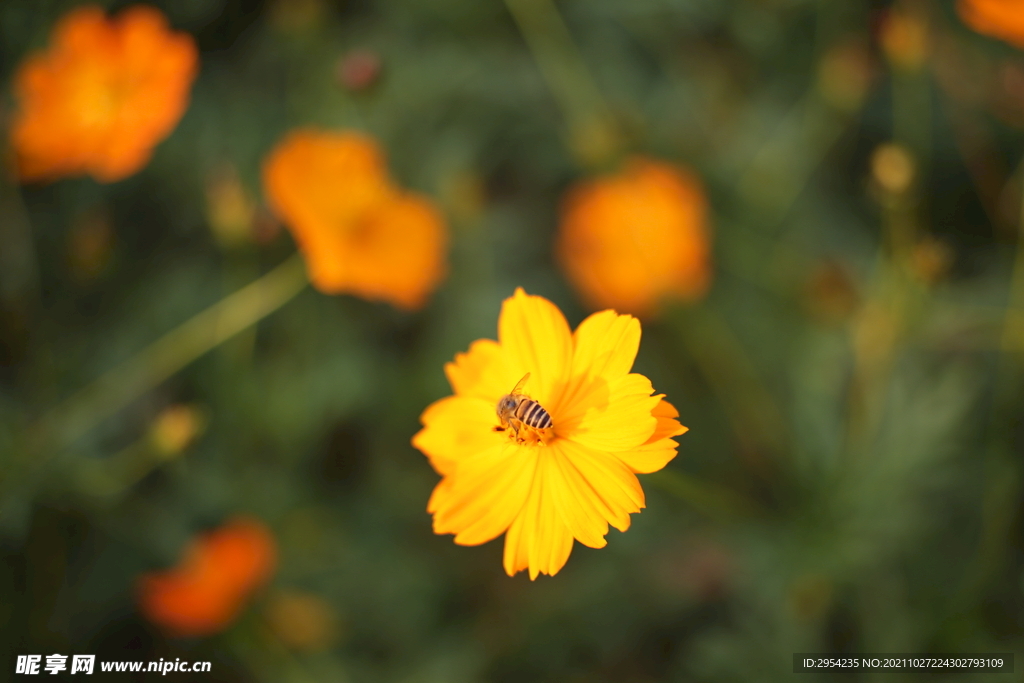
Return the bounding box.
[510,372,531,395]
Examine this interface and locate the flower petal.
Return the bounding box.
[533,495,575,580]
[429,443,538,547]
[548,441,610,548]
[426,476,453,514]
[558,373,659,451]
[555,309,641,418]
[444,339,517,403]
[556,438,645,532]
[502,498,530,577]
[412,395,503,475]
[502,457,575,579]
[290,216,354,292]
[262,130,391,241]
[571,310,641,381]
[647,399,688,440]
[614,400,687,473]
[498,288,573,408]
[618,438,680,474]
[342,192,448,309]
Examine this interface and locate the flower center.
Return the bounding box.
[501,424,554,447]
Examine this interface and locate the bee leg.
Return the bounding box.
[493,426,505,432]
[509,423,524,443]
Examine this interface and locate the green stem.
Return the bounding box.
[1001,160,1024,357]
[503,0,618,167]
[843,19,930,464]
[30,252,308,453]
[955,160,1024,604]
[673,305,788,462]
[736,91,850,232]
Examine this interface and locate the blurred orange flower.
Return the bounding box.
[557,157,711,317]
[137,517,276,638]
[958,0,1024,48]
[413,288,687,579]
[9,5,198,183]
[262,129,448,309]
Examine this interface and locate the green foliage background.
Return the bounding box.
[1,0,1022,680]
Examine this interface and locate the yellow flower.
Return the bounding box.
[412,288,687,579]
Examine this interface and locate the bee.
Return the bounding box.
[495,372,552,443]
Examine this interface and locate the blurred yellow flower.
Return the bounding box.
[137,517,276,638]
[262,129,448,309]
[879,9,928,70]
[958,0,1024,48]
[557,158,711,317]
[413,288,687,579]
[10,5,198,183]
[205,163,256,248]
[150,404,205,457]
[871,143,915,195]
[265,589,341,652]
[817,39,874,111]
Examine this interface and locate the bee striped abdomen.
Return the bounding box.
[516,400,552,429]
